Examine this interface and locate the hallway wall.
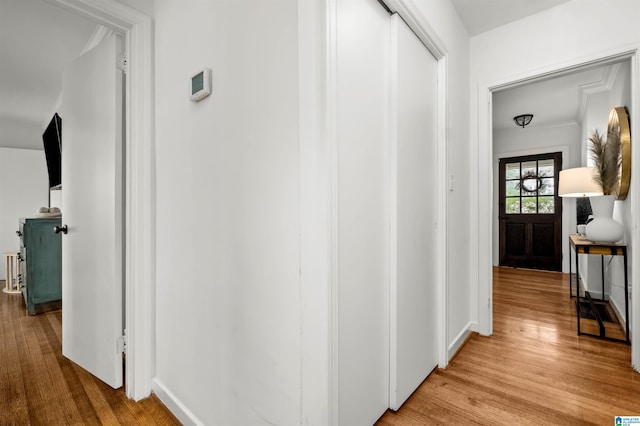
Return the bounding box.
[0,148,48,278]
[153,1,302,424]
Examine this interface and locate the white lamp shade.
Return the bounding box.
[558,167,603,197]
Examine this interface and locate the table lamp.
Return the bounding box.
[559,167,623,242]
[559,167,602,237]
[558,167,602,198]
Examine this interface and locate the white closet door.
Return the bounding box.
[60,34,124,389]
[336,0,391,424]
[389,12,439,410]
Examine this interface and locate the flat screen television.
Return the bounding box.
[43,113,62,189]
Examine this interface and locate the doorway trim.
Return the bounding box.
[477,49,639,370]
[47,0,154,400]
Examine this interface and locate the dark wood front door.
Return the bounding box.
[499,152,562,271]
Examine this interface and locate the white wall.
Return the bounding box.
[492,123,581,272]
[0,148,48,278]
[153,0,473,424]
[573,59,633,328]
[582,61,633,323]
[153,1,302,424]
[582,91,609,166]
[579,90,611,296]
[609,61,633,325]
[114,0,153,16]
[470,0,640,340]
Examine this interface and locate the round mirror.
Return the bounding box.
[609,107,631,200]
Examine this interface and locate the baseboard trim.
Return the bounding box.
[448,321,475,361]
[152,378,202,426]
[609,296,627,334]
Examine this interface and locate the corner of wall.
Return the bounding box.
[151,378,202,426]
[447,321,476,362]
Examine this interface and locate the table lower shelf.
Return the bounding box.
[575,291,628,344]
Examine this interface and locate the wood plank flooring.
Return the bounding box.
[377,267,640,425]
[4,267,638,425]
[0,281,179,425]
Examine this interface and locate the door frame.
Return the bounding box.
[478,50,639,370]
[47,0,154,400]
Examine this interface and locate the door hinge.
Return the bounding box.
[117,332,127,354]
[117,54,128,73]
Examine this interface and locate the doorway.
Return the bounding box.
[48,0,154,400]
[482,54,636,365]
[498,152,562,271]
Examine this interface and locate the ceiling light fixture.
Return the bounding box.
[513,114,534,128]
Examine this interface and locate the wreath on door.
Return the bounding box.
[516,171,549,193]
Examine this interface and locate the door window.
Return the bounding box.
[504,158,556,214]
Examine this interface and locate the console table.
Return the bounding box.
[568,234,629,344]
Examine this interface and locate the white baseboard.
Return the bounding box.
[609,296,627,334]
[448,321,475,361]
[152,378,203,426]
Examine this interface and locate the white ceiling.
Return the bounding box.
[450,0,572,36]
[0,0,619,149]
[492,63,624,132]
[0,0,95,150]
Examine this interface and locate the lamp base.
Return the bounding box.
[585,195,623,243]
[585,217,623,243]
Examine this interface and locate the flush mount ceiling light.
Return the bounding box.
[513,114,534,128]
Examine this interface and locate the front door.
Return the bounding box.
[60,34,124,389]
[499,152,562,271]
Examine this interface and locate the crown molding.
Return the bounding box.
[578,62,621,121]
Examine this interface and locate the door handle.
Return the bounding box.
[54,225,68,235]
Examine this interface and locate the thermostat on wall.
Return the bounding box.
[190,68,211,102]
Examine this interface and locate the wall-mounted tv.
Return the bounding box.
[43,113,61,189]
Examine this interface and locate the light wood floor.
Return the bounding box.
[377,266,640,425]
[3,268,639,425]
[0,282,179,425]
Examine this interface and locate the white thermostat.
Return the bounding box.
[190,68,211,102]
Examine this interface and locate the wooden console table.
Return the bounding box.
[568,234,629,344]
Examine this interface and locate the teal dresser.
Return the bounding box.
[18,217,62,315]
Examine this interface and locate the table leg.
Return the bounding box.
[569,240,572,297]
[600,255,605,302]
[576,247,581,336]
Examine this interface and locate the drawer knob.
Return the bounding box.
[53,225,68,235]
